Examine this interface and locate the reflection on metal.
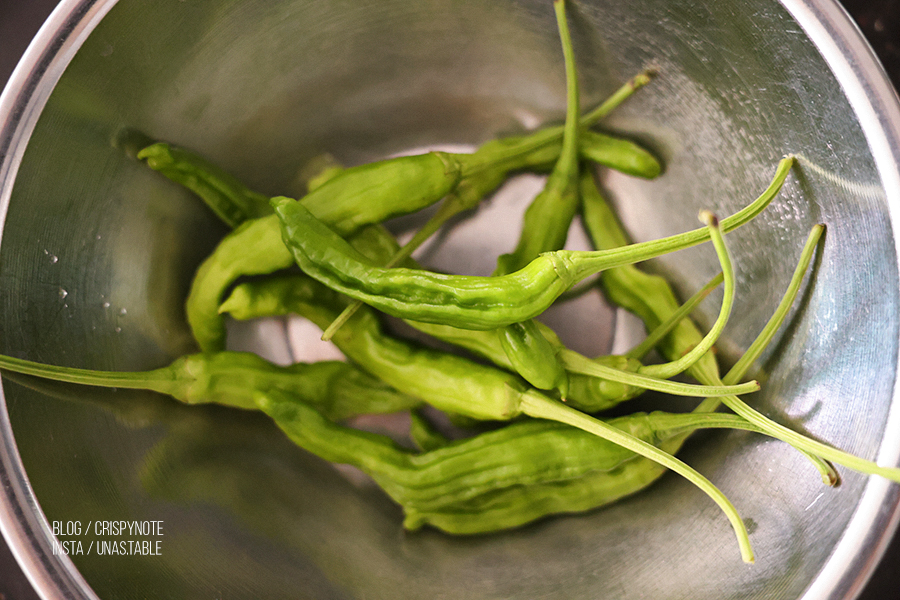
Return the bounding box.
[793,152,885,200]
[1,0,900,598]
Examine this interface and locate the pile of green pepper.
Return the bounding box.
[3,0,900,565]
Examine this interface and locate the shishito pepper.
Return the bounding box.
[255,388,771,533]
[184,149,462,353]
[178,123,661,352]
[491,0,581,398]
[270,157,794,332]
[221,271,759,404]
[0,351,421,421]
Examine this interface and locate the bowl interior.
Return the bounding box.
[2,0,900,598]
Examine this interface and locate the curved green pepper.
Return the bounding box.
[255,388,767,535]
[270,156,793,331]
[0,352,420,421]
[220,274,758,404]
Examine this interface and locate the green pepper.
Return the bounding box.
[137,142,273,228]
[219,219,762,562]
[270,156,793,331]
[497,319,570,398]
[486,0,580,398]
[493,0,582,278]
[254,388,767,538]
[398,412,770,534]
[580,171,890,486]
[220,273,758,403]
[578,130,661,179]
[0,352,420,421]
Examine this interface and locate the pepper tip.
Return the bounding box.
[698,209,719,227]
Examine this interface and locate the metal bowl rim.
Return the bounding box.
[1,0,899,598]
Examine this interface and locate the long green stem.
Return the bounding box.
[520,390,754,563]
[581,69,656,126]
[547,224,833,558]
[558,350,757,397]
[626,272,723,360]
[640,211,734,379]
[570,156,794,281]
[493,0,581,278]
[690,225,837,485]
[724,225,824,384]
[703,225,900,482]
[554,0,580,181]
[0,354,176,394]
[582,176,838,490]
[526,206,755,561]
[719,373,899,481]
[458,68,655,177]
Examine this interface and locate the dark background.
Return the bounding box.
[1,0,900,598]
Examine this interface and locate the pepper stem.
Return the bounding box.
[696,224,840,486]
[557,350,758,397]
[520,389,754,563]
[570,156,794,281]
[639,210,733,379]
[626,271,724,360]
[321,195,466,341]
[0,354,178,396]
[724,224,824,385]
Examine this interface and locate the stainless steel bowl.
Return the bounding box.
[2,1,900,598]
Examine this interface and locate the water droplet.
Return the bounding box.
[119,308,127,316]
[49,255,58,264]
[115,327,122,333]
[102,302,111,309]
[58,288,68,299]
